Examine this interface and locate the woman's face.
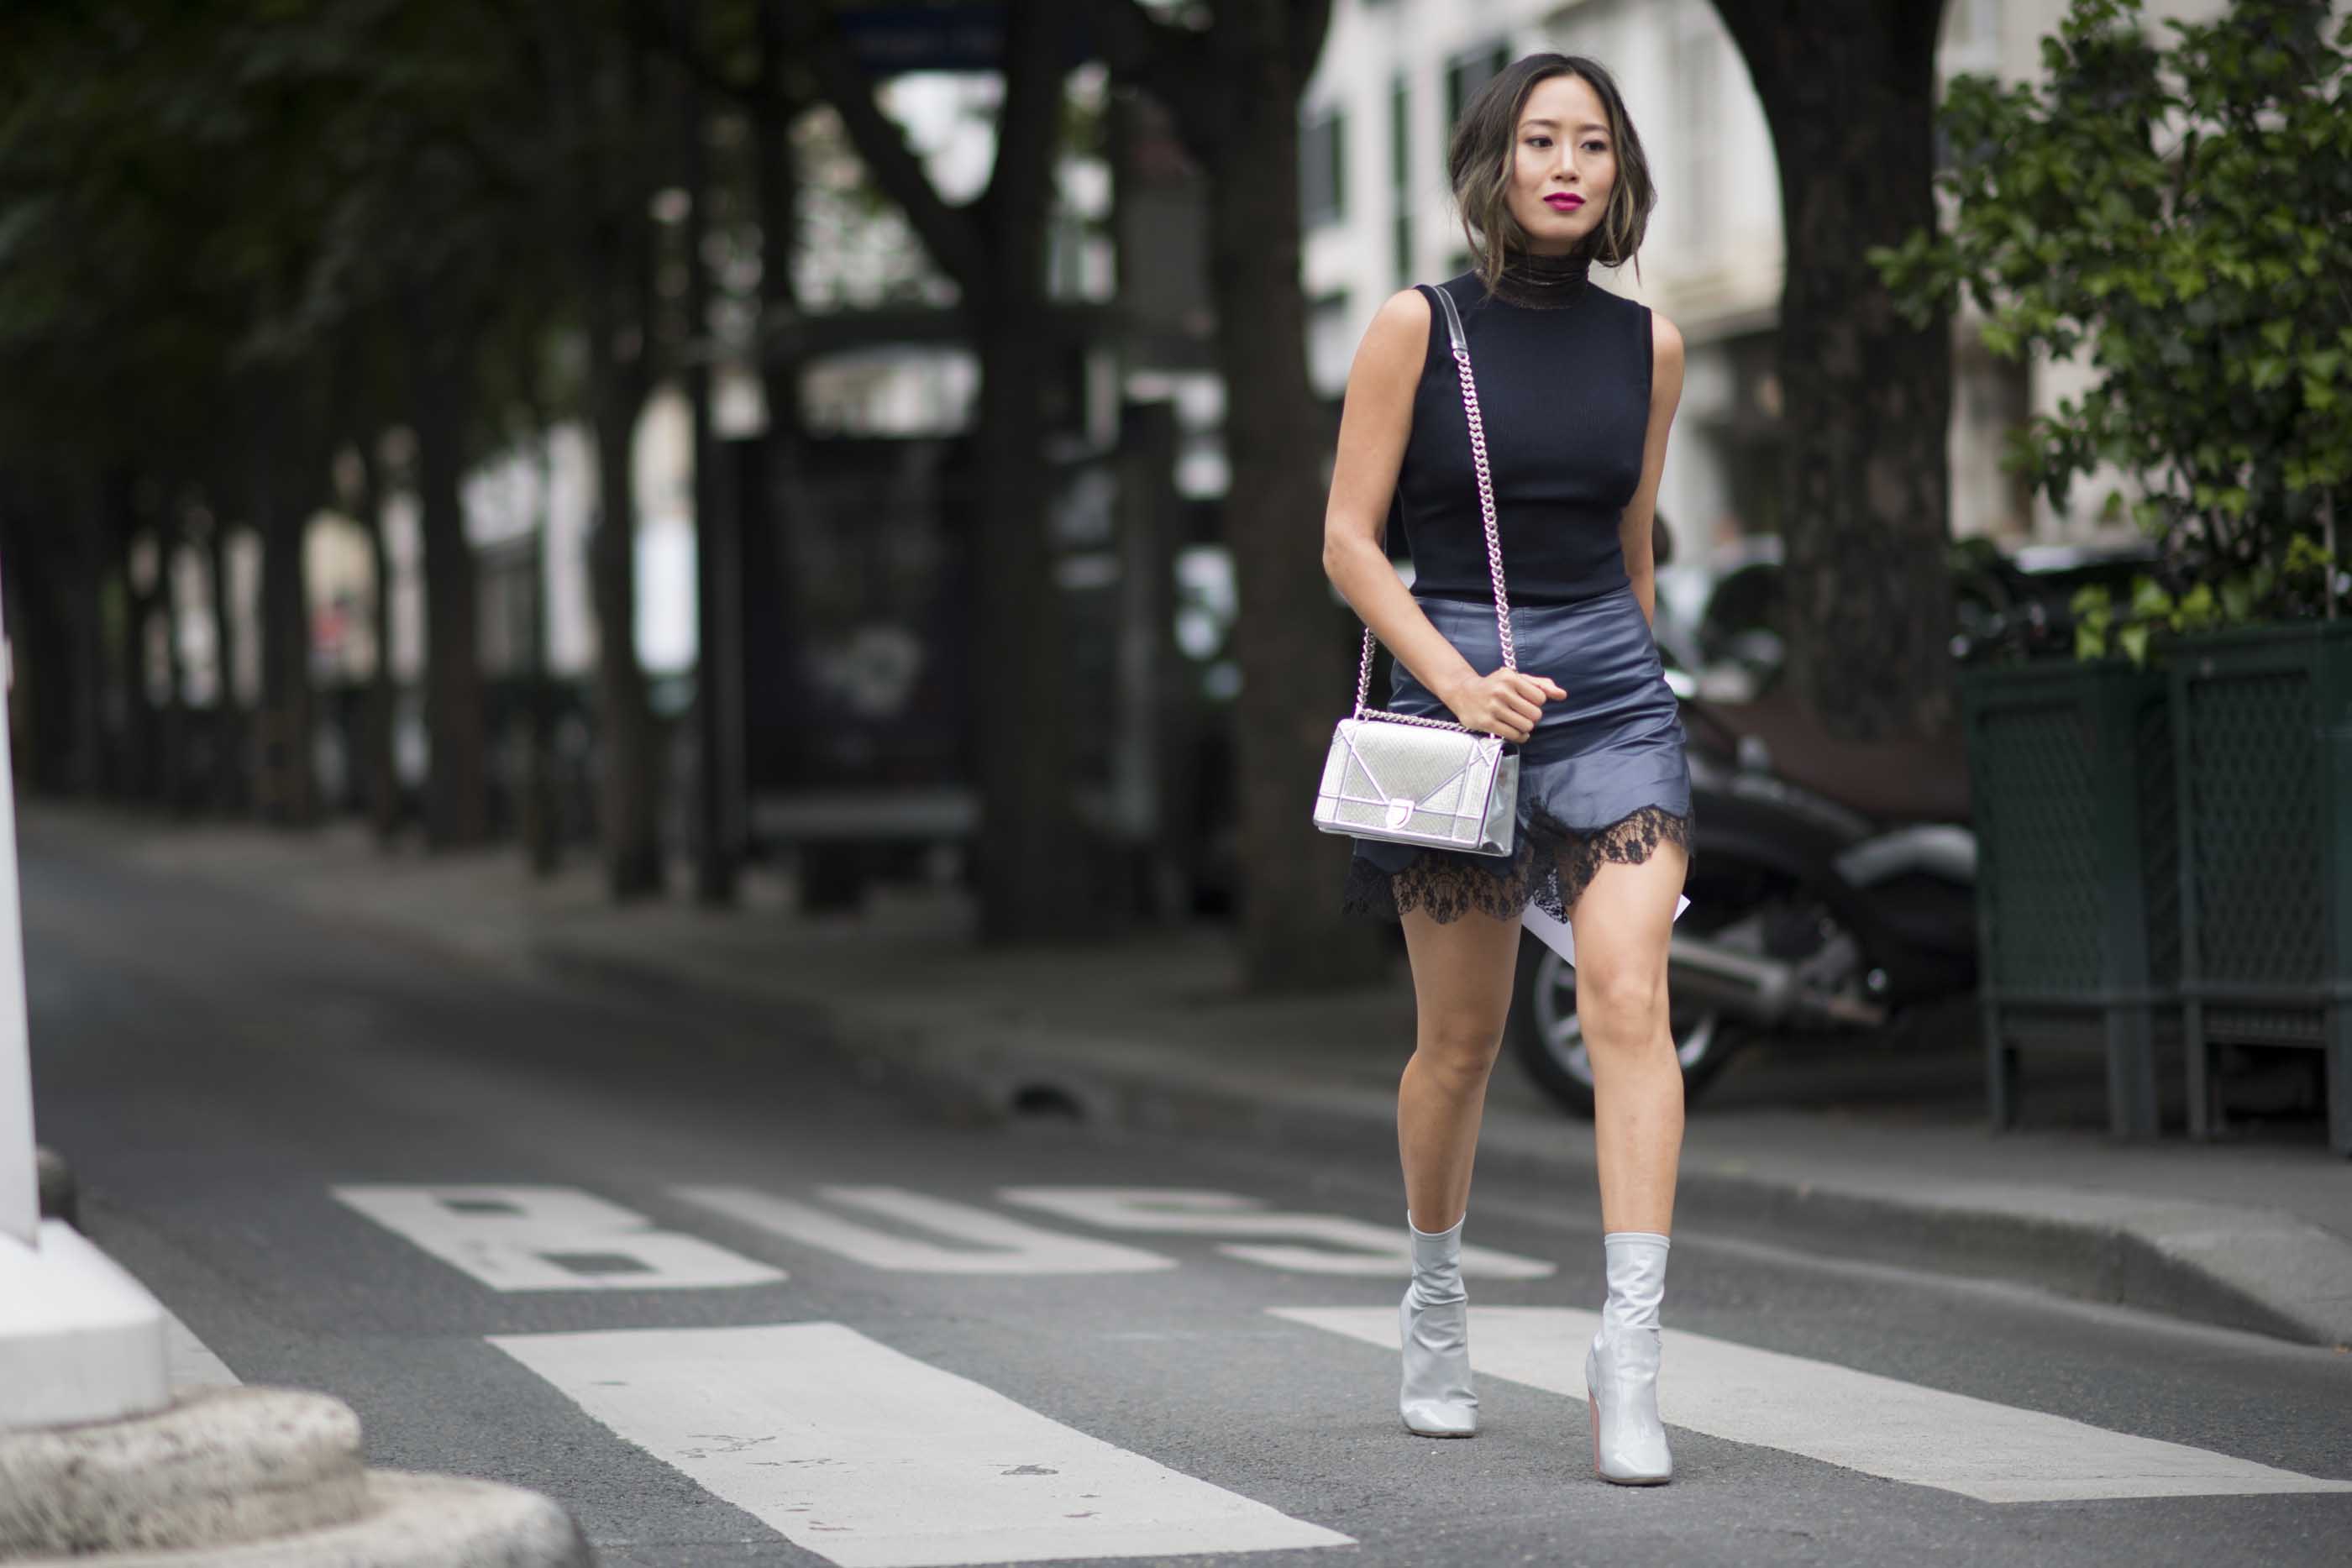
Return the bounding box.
[1506,72,1618,256]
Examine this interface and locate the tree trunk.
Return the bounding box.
[407,293,491,848]
[11,521,58,794]
[0,492,85,795]
[967,310,1090,941]
[522,430,562,878]
[1207,24,1382,989]
[85,472,127,798]
[750,1,808,834]
[1093,0,1370,986]
[796,0,1090,942]
[67,488,105,798]
[966,3,1090,945]
[354,439,402,842]
[45,475,106,799]
[207,506,247,815]
[155,499,190,814]
[114,480,161,805]
[538,0,664,899]
[589,307,664,899]
[1712,0,1956,739]
[677,2,742,907]
[252,399,317,827]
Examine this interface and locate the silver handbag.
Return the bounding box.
[1312,283,1521,858]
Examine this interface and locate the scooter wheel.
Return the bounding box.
[1508,930,1746,1118]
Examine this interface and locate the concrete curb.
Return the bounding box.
[11,1472,590,1567]
[542,938,2352,1351]
[0,1389,591,1568]
[0,1388,365,1555]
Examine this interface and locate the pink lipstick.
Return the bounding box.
[1545,193,1584,212]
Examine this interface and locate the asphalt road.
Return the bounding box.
[22,832,2352,1568]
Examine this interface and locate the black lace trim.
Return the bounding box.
[1341,804,1693,926]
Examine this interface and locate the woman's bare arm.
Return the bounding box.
[1320,288,1563,742]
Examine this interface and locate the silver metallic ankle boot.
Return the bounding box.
[1586,1230,1672,1484]
[1399,1213,1478,1437]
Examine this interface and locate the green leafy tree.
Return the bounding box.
[1876,0,2352,664]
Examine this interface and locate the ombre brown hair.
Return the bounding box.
[1447,54,1656,290]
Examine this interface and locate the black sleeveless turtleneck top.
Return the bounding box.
[1394,254,1654,607]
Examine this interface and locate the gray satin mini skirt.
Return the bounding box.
[1341,584,1694,925]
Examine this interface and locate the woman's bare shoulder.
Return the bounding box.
[1351,286,1433,382]
[1371,284,1432,331]
[1648,309,1686,372]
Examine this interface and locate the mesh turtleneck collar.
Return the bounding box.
[1491,248,1594,309]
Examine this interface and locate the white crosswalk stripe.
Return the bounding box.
[322,1180,2349,1529]
[331,1184,784,1292]
[999,1187,1557,1278]
[488,1321,1354,1567]
[674,1185,1176,1275]
[1273,1305,2352,1503]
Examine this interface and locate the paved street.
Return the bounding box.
[23,831,2352,1568]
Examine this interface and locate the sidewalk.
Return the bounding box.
[33,805,2352,1350]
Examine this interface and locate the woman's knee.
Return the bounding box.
[1576,957,1667,1045]
[1411,1009,1507,1079]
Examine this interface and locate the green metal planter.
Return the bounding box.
[2168,620,2352,1156]
[1961,660,2180,1138]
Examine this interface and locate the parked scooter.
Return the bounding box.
[1510,687,1981,1116]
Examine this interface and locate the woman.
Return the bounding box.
[1320,54,1692,1486]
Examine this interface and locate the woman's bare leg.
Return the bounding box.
[1397,906,1524,1233]
[1569,837,1690,1483]
[1567,840,1691,1234]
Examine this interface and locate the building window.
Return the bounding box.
[1941,0,2002,79]
[1389,74,1412,284]
[1300,108,1347,228]
[1446,41,1510,130]
[1676,21,1721,251]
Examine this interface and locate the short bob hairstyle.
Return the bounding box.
[1448,54,1656,290]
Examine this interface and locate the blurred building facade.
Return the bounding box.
[1299,0,2236,563]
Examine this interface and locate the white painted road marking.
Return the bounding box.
[333,1185,783,1292]
[489,1321,1353,1567]
[1273,1305,2352,1503]
[1000,1188,1557,1279]
[675,1185,1175,1275]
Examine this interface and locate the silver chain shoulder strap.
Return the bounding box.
[1350,281,1516,735]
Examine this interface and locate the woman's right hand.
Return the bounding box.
[1441,669,1567,744]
